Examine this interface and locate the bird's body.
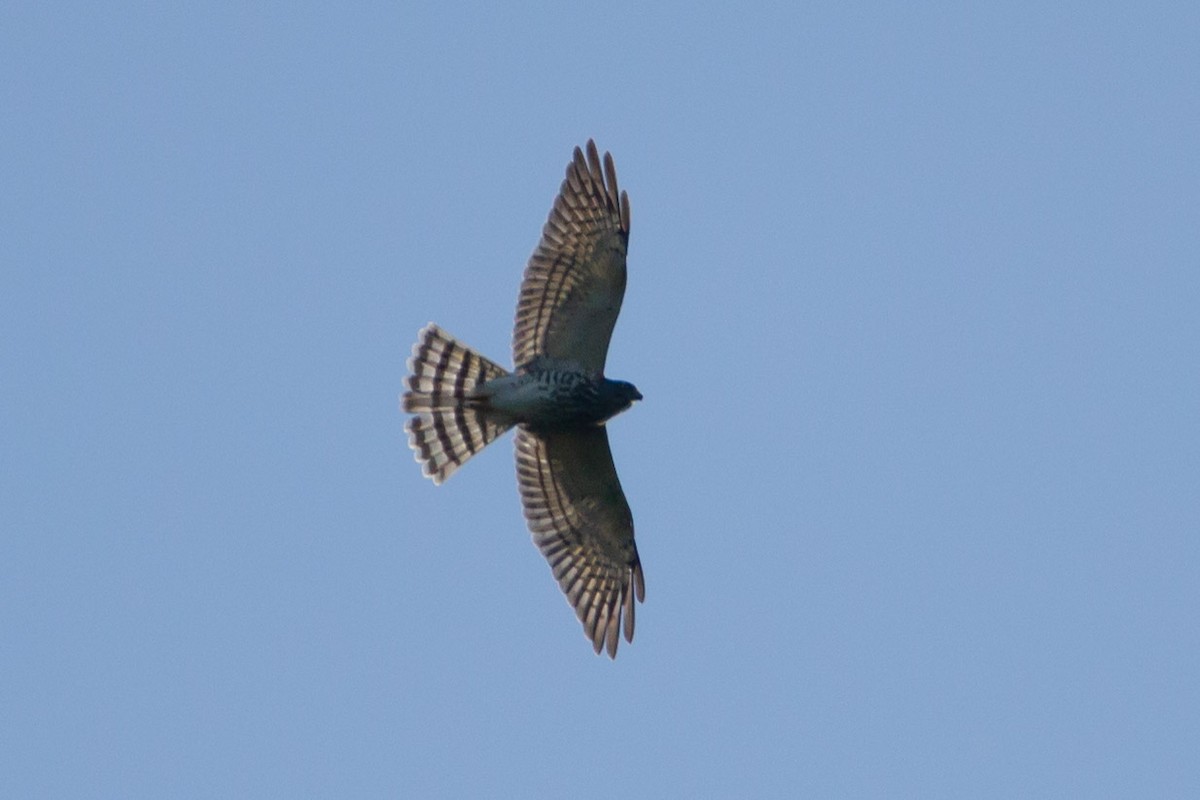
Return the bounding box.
[401,141,644,658]
[470,364,642,430]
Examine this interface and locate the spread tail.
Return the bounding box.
[401,323,512,484]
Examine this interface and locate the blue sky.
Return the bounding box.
[3,3,1198,797]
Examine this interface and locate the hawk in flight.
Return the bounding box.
[401,141,644,658]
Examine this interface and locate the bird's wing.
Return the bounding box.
[513,140,630,375]
[514,425,644,657]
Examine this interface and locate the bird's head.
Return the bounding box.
[597,379,642,422]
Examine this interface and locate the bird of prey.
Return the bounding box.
[401,140,644,658]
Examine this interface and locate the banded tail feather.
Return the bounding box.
[402,323,512,484]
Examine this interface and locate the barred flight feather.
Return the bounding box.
[513,141,630,375]
[402,323,511,484]
[514,426,643,658]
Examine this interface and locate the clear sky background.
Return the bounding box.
[3,3,1198,797]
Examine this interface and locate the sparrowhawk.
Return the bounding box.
[401,141,644,658]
